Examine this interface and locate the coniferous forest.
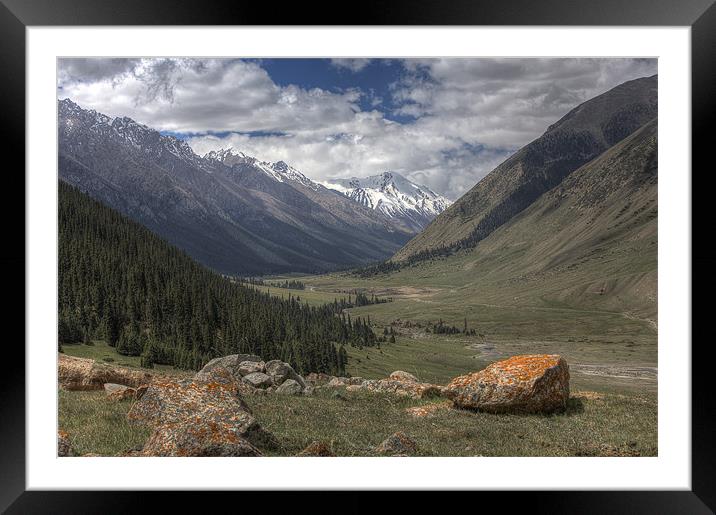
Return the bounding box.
[57,181,377,374]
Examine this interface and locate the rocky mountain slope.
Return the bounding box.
[321,172,451,232]
[393,75,658,262]
[58,99,413,275]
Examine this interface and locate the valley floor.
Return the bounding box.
[59,386,656,457]
[60,265,657,457]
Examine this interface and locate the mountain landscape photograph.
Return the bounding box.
[57,57,658,458]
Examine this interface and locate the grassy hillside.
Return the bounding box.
[394,75,657,262]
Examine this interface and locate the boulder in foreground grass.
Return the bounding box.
[127,376,276,456]
[444,354,570,414]
[375,432,417,456]
[59,354,153,391]
[58,430,71,457]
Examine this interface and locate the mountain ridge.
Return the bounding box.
[393,74,658,262]
[58,99,413,276]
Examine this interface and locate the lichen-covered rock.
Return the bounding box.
[104,383,136,401]
[347,377,364,386]
[243,372,273,389]
[444,354,570,414]
[297,441,335,457]
[275,378,303,395]
[375,432,417,455]
[345,384,362,393]
[389,371,418,383]
[135,384,149,400]
[59,354,154,391]
[194,354,262,382]
[138,420,263,457]
[58,430,71,457]
[238,360,265,376]
[127,376,276,456]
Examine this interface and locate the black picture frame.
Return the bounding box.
[1,0,713,512]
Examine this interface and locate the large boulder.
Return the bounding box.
[127,376,276,456]
[194,354,262,383]
[58,354,154,391]
[275,379,303,395]
[103,383,136,401]
[242,372,273,389]
[444,354,570,414]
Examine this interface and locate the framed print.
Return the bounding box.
[2,0,714,511]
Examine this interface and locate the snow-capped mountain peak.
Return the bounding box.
[204,148,319,190]
[320,172,451,232]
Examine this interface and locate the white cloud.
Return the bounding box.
[330,58,372,72]
[58,57,657,200]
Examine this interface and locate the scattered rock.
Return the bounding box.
[58,430,71,457]
[302,385,315,396]
[347,377,364,386]
[238,360,265,376]
[276,379,303,395]
[375,432,417,455]
[326,377,350,388]
[194,354,262,383]
[390,371,418,383]
[305,372,332,386]
[345,384,362,393]
[127,376,276,456]
[297,441,335,457]
[265,360,292,384]
[444,354,570,414]
[242,372,273,389]
[265,360,306,388]
[103,383,136,401]
[59,354,154,391]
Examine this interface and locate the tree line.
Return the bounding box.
[58,181,366,374]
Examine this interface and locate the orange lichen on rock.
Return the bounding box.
[127,376,275,456]
[444,354,570,414]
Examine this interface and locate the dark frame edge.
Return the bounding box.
[0,1,26,513]
[2,0,714,512]
[691,1,716,512]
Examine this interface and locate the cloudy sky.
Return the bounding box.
[57,57,656,200]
